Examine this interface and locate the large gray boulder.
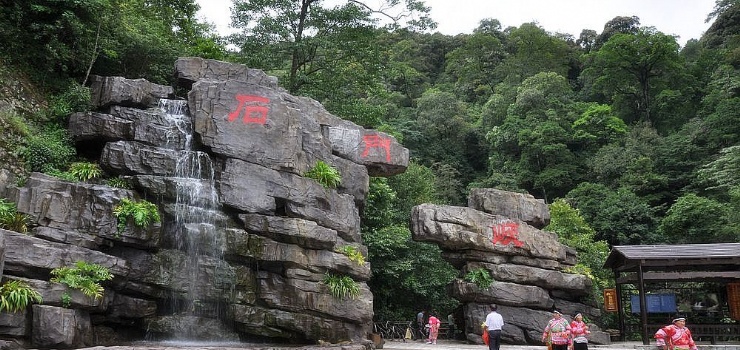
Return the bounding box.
[410,188,608,345]
[0,59,408,346]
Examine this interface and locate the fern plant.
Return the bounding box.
[50,261,113,300]
[0,280,42,312]
[304,160,341,188]
[0,198,29,233]
[106,177,131,189]
[465,268,494,289]
[113,198,161,234]
[68,162,102,181]
[322,273,360,300]
[336,246,365,265]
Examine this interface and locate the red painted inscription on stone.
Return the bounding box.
[490,221,524,247]
[228,94,270,125]
[361,134,391,162]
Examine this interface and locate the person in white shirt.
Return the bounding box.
[484,304,504,350]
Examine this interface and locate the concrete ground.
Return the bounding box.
[380,339,740,350]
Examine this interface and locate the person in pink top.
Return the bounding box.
[542,310,571,350]
[426,312,441,344]
[569,313,590,350]
[654,318,698,350]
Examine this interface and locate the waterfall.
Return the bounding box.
[156,99,235,340]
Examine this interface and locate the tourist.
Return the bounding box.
[427,311,441,344]
[484,304,504,350]
[570,313,590,350]
[417,309,427,338]
[654,317,698,350]
[447,313,456,339]
[542,310,571,350]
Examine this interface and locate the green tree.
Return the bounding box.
[697,145,740,197]
[488,72,583,201]
[361,160,460,320]
[443,31,505,103]
[659,193,737,243]
[546,199,611,288]
[230,0,434,95]
[593,15,641,49]
[495,23,572,85]
[583,28,684,124]
[566,183,659,245]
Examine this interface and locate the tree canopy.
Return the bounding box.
[1,0,739,328]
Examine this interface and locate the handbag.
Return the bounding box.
[483,330,490,345]
[405,327,412,340]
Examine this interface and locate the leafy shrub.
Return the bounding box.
[47,83,91,120]
[18,126,75,172]
[0,110,30,137]
[322,273,360,300]
[113,198,161,234]
[68,162,102,181]
[60,292,71,308]
[106,177,131,189]
[464,268,494,289]
[50,261,113,300]
[0,198,29,233]
[0,280,42,312]
[46,168,77,182]
[336,246,365,265]
[304,160,341,188]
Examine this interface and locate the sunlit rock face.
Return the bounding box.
[1,57,408,348]
[411,189,611,346]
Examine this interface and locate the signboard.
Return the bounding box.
[630,294,677,313]
[729,283,740,320]
[603,288,618,312]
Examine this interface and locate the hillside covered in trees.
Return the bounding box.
[1,0,739,326]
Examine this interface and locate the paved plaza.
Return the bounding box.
[380,340,740,350]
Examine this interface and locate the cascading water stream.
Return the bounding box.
[156,99,235,340]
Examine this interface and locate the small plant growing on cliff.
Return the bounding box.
[465,268,494,289]
[50,261,113,300]
[323,273,360,300]
[0,198,29,233]
[68,162,102,181]
[60,292,71,308]
[106,177,131,189]
[0,280,42,312]
[304,160,341,188]
[113,198,161,234]
[336,246,365,265]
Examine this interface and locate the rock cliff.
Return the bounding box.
[410,188,610,345]
[0,58,408,348]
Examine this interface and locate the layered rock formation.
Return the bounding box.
[411,188,610,345]
[0,58,408,348]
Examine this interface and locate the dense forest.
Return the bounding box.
[1,0,739,327]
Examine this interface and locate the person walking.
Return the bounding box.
[417,310,427,339]
[569,313,590,350]
[654,317,698,350]
[484,304,504,350]
[427,312,441,344]
[447,313,456,339]
[542,310,571,350]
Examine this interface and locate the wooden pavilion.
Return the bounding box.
[603,243,740,344]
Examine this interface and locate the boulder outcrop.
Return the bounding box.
[0,57,408,348]
[410,189,609,345]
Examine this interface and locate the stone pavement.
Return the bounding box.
[380,340,740,350]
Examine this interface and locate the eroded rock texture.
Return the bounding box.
[411,188,610,345]
[0,58,408,348]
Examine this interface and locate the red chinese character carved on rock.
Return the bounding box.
[490,221,524,247]
[228,94,270,125]
[361,134,391,162]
